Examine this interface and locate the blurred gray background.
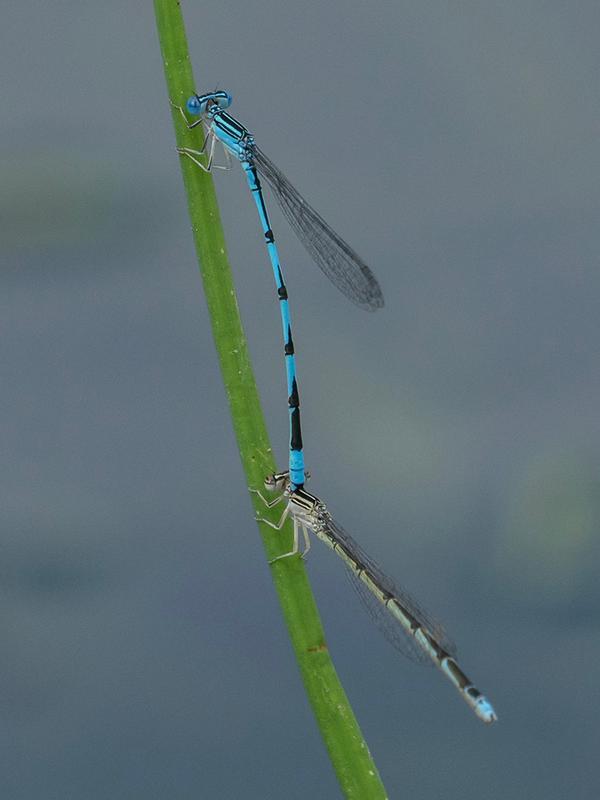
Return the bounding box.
[2,2,599,798]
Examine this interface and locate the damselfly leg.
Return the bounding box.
[249,487,311,562]
[177,140,231,172]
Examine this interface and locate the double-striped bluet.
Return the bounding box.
[251,471,497,724]
[173,91,496,724]
[173,90,383,490]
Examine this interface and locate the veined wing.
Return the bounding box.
[252,145,384,311]
[323,514,457,663]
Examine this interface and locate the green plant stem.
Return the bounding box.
[153,3,388,797]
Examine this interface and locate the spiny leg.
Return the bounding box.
[248,487,286,509]
[218,143,232,171]
[255,501,290,531]
[206,134,216,170]
[204,134,231,171]
[300,523,311,559]
[177,139,231,172]
[269,516,300,564]
[169,101,230,170]
[255,503,303,564]
[179,124,211,156]
[169,99,205,130]
[177,145,214,173]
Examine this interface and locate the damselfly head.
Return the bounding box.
[264,469,311,492]
[264,472,289,492]
[187,90,232,117]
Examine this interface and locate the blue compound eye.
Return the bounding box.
[186,95,202,116]
[217,92,233,109]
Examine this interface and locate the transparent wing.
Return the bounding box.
[252,145,384,311]
[345,569,433,663]
[323,514,457,662]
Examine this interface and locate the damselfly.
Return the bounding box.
[173,90,383,490]
[251,471,497,724]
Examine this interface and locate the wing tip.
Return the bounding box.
[364,294,385,312]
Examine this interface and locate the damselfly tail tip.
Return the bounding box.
[475,696,498,725]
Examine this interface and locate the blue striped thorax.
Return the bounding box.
[210,111,255,162]
[185,90,255,163]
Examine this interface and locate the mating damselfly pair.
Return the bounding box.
[173,90,497,724]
